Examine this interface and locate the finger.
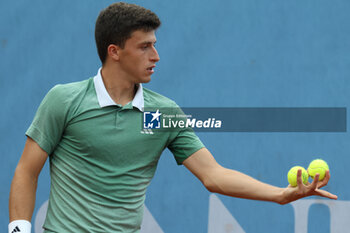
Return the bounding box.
[315,189,338,200]
[318,170,330,188]
[296,169,303,187]
[327,170,331,179]
[310,173,320,190]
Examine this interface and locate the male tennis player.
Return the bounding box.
[9,2,337,233]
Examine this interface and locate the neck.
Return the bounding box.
[100,65,136,106]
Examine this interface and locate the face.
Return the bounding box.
[117,30,160,83]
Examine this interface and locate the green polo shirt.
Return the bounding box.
[26,70,204,233]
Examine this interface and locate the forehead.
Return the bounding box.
[126,30,157,45]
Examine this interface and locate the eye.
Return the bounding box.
[141,45,149,50]
[140,42,157,51]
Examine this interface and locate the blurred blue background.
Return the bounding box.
[1,0,349,232]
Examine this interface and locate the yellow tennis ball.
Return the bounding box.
[287,166,309,187]
[307,159,329,181]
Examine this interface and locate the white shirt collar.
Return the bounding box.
[93,68,144,111]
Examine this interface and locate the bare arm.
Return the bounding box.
[183,148,337,205]
[9,137,48,222]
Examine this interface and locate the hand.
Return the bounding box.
[279,169,338,205]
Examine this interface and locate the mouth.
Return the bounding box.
[147,65,156,72]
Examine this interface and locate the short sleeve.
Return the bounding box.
[167,128,205,165]
[166,104,205,165]
[26,85,70,155]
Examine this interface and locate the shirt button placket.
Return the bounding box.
[115,107,122,128]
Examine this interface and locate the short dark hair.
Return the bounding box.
[95,2,161,63]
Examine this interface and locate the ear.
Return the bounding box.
[107,44,121,61]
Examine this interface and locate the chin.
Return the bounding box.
[140,76,152,83]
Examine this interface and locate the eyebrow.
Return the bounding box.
[138,41,156,46]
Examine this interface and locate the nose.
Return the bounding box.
[150,46,160,62]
